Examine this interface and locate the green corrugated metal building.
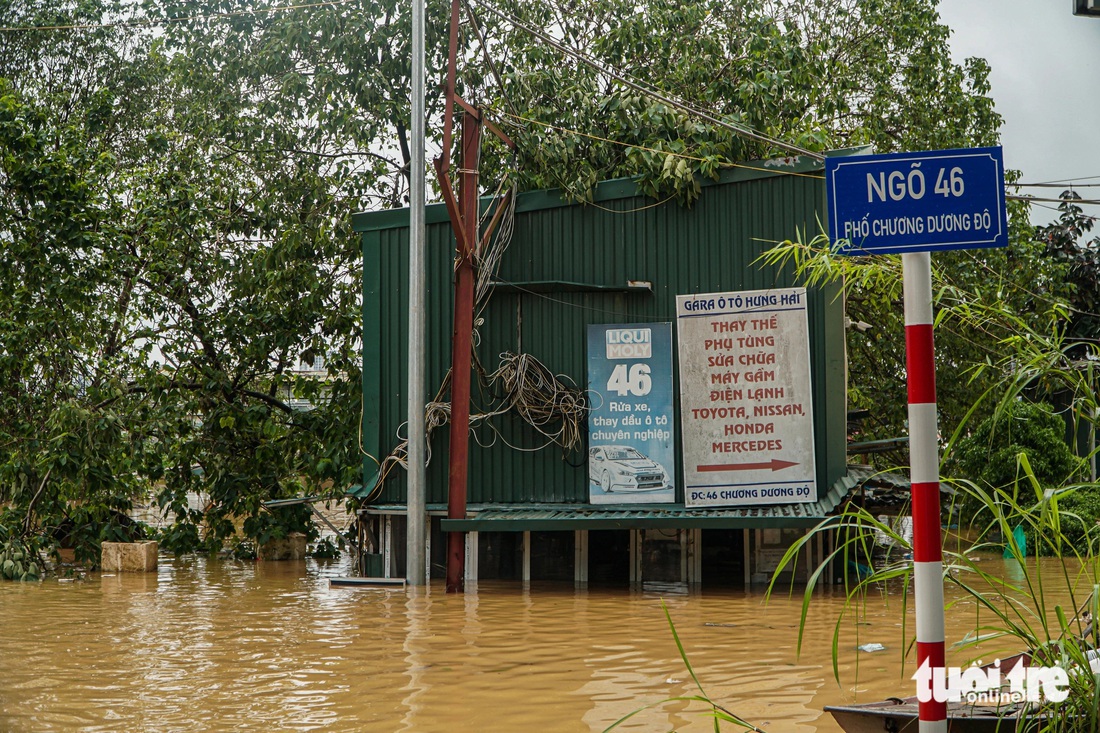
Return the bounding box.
[353,155,854,586]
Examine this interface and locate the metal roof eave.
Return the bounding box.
[436,473,857,533]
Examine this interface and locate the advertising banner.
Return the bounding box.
[676,288,816,507]
[587,323,676,505]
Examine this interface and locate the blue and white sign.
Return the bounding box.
[587,323,676,505]
[826,146,1007,255]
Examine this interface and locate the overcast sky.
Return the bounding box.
[937,0,1100,222]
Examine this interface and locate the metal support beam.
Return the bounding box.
[574,530,588,586]
[464,531,479,583]
[383,515,393,579]
[743,529,751,588]
[522,530,531,582]
[689,528,702,584]
[405,0,428,587]
[440,0,460,170]
[630,530,641,584]
[816,530,824,591]
[804,528,813,584]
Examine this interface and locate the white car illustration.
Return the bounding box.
[589,445,671,493]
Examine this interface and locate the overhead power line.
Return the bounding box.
[1008,194,1100,206]
[489,106,824,180]
[471,0,823,162]
[1016,182,1100,188]
[1024,174,1100,186]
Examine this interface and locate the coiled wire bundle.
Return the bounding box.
[361,173,587,501]
[483,352,587,453]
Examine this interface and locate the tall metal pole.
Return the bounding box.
[405,0,427,586]
[446,111,480,593]
[903,252,947,733]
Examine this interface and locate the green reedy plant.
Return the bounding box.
[766,460,1100,732]
[603,599,767,733]
[758,207,1100,730]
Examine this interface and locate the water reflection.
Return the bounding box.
[400,587,431,732]
[0,555,1093,732]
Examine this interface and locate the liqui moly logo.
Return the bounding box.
[606,328,652,359]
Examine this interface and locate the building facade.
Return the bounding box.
[353,155,854,587]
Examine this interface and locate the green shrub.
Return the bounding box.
[309,537,339,559]
[953,400,1082,492]
[0,538,42,581]
[951,400,1094,553]
[1048,485,1100,551]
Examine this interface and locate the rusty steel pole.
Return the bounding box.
[445,110,480,593]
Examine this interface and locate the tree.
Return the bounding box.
[0,0,1072,563]
[469,0,1039,446]
[469,0,1001,201]
[1036,192,1100,348]
[0,0,380,558]
[0,52,149,561]
[953,400,1082,493]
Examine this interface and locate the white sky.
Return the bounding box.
[938,0,1100,222]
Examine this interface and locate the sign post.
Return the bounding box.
[826,146,1007,733]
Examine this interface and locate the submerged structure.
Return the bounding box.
[353,156,860,587]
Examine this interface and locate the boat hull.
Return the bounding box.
[827,701,1047,733]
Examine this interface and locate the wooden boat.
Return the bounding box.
[827,594,1097,732]
[826,697,1050,733]
[825,652,1053,733]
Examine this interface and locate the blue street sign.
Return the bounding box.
[825,146,1007,255]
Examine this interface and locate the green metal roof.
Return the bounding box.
[432,472,858,532]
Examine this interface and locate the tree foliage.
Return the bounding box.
[953,401,1082,492]
[468,0,1035,446]
[1036,192,1100,347]
[472,0,1000,202]
[0,0,1075,563]
[0,0,377,557]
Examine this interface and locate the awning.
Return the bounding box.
[442,505,827,532]
[435,473,858,532]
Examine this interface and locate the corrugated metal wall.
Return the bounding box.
[355,161,846,507]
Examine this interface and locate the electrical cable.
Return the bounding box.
[365,349,590,502]
[1016,182,1100,189]
[1008,194,1100,206]
[471,0,823,161]
[488,107,825,181]
[1022,174,1100,186]
[461,0,517,118]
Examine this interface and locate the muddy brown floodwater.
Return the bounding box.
[0,555,1088,732]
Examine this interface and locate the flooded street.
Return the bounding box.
[0,554,1087,732]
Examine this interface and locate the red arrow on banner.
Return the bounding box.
[697,459,799,473]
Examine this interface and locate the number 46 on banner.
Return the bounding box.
[607,364,652,397]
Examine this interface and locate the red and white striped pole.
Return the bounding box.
[903,252,947,732]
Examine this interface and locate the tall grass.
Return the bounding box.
[765,461,1100,731]
[756,220,1100,729]
[601,600,768,733]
